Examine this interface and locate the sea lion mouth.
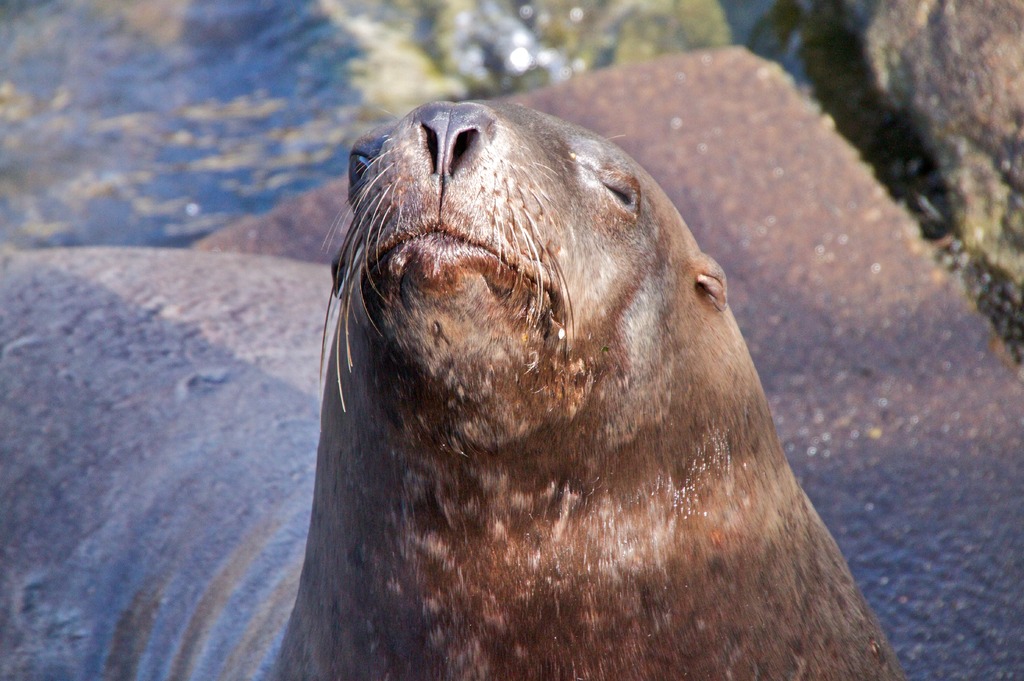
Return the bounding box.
[370,228,542,303]
[366,223,565,321]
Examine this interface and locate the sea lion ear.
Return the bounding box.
[695,254,728,312]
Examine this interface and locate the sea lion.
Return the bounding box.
[271,101,906,679]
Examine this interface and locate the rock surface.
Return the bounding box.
[841,0,1024,285]
[0,249,323,680]
[200,49,1024,678]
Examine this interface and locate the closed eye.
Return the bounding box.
[570,140,642,217]
[602,178,639,211]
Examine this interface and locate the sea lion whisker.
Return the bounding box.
[514,211,545,325]
[549,256,573,350]
[348,155,397,228]
[331,147,396,246]
[353,241,385,339]
[515,180,567,337]
[366,184,396,274]
[324,192,388,413]
[493,162,509,268]
[350,159,401,249]
[521,183,573,347]
[323,205,353,255]
[319,282,341,397]
[336,237,374,385]
[371,197,404,276]
[338,195,395,385]
[503,165,531,272]
[513,185,549,323]
[527,160,559,187]
[332,164,399,356]
[331,237,363,395]
[350,161,397,229]
[341,241,371,374]
[496,169,519,281]
[333,287,347,412]
[525,186,550,219]
[352,187,391,289]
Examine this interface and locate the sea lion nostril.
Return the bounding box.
[423,124,440,175]
[449,128,478,176]
[415,102,494,179]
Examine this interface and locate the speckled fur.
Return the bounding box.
[272,102,905,680]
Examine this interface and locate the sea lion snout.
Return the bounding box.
[341,102,569,348]
[372,104,513,303]
[410,101,497,184]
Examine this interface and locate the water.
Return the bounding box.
[1,0,362,248]
[0,0,781,251]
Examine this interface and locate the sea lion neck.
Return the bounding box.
[353,287,782,489]
[277,344,797,680]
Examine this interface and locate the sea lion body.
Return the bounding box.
[273,101,905,679]
[0,101,905,680]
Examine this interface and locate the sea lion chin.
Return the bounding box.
[273,101,907,680]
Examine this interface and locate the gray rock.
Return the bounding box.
[842,0,1024,284]
[0,248,326,679]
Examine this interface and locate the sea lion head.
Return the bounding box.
[332,100,755,474]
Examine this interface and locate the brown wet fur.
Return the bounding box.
[272,101,905,680]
